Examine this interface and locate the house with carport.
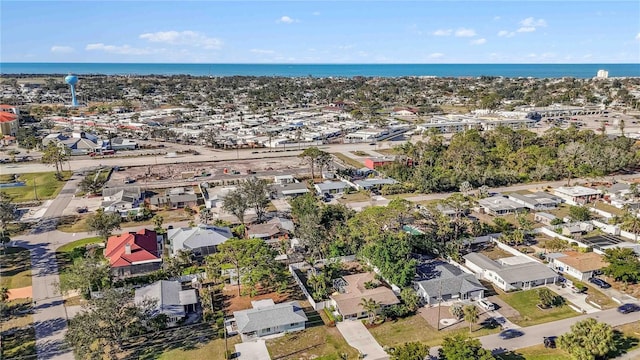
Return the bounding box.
[463,253,558,291]
[232,299,307,341]
[546,251,608,282]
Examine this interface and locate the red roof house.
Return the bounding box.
[105,229,162,277]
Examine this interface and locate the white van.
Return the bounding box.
[478,299,495,311]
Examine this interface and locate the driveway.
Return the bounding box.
[336,320,389,360]
[546,284,599,314]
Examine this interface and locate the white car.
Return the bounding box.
[478,299,495,311]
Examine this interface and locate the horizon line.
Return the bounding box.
[2,62,639,65]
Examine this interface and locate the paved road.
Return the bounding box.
[12,176,84,360]
[478,308,639,353]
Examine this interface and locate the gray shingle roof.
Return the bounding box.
[494,262,558,284]
[416,262,486,298]
[233,301,307,333]
[168,225,232,255]
[135,280,198,318]
[463,253,502,271]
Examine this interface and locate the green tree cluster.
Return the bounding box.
[558,318,617,360]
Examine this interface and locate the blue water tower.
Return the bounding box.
[64,74,79,106]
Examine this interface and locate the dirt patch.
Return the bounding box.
[221,282,308,314]
[7,286,32,301]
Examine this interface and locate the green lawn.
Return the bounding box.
[0,247,32,289]
[498,289,578,327]
[337,191,372,203]
[156,336,241,360]
[266,326,359,360]
[369,314,500,348]
[1,171,72,201]
[56,236,104,253]
[1,299,36,360]
[55,236,104,273]
[332,153,364,168]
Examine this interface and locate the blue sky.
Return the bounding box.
[2,1,639,63]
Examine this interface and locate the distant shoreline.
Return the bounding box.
[2,63,639,78]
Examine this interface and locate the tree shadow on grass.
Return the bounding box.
[493,350,526,360]
[125,323,220,360]
[607,329,640,358]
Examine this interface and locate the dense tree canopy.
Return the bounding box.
[385,127,637,193]
[558,318,617,360]
[602,247,640,284]
[389,342,430,360]
[86,209,122,239]
[439,333,495,360]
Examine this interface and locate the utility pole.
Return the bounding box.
[33,177,38,201]
[437,279,443,331]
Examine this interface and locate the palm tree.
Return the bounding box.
[463,304,479,333]
[537,288,556,308]
[620,207,640,242]
[359,298,381,325]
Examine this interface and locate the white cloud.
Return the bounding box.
[432,29,452,36]
[250,49,275,54]
[312,11,321,16]
[517,17,547,33]
[636,32,640,40]
[520,17,547,27]
[455,28,476,37]
[471,38,487,45]
[493,16,501,21]
[277,16,298,24]
[497,30,515,38]
[50,45,74,53]
[428,53,444,59]
[338,45,354,50]
[517,27,536,33]
[85,43,152,55]
[139,31,222,49]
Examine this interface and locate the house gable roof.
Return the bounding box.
[415,262,486,298]
[105,229,160,267]
[167,225,233,255]
[555,251,608,272]
[233,301,307,333]
[134,280,197,318]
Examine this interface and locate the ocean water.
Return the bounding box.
[1,63,639,78]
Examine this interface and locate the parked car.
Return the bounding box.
[617,303,640,314]
[544,336,557,348]
[478,299,496,311]
[499,329,524,339]
[589,277,611,289]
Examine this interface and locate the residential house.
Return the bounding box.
[330,272,400,320]
[561,222,594,237]
[534,212,557,225]
[353,178,397,191]
[101,187,143,214]
[547,251,608,281]
[554,186,603,205]
[463,253,558,291]
[247,218,294,246]
[232,299,307,341]
[270,182,309,199]
[106,137,138,150]
[42,132,100,155]
[364,157,396,170]
[134,280,198,327]
[105,229,162,278]
[273,175,296,185]
[477,196,526,216]
[313,181,352,196]
[414,261,486,305]
[149,187,198,209]
[167,224,233,257]
[507,192,563,211]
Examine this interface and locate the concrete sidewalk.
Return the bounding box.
[545,284,600,314]
[336,320,389,360]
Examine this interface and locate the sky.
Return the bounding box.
[1,1,639,64]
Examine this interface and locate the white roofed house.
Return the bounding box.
[232,299,307,341]
[167,224,233,258]
[463,253,558,292]
[313,181,352,196]
[507,192,563,211]
[135,280,198,327]
[353,178,397,191]
[477,196,526,216]
[553,186,602,205]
